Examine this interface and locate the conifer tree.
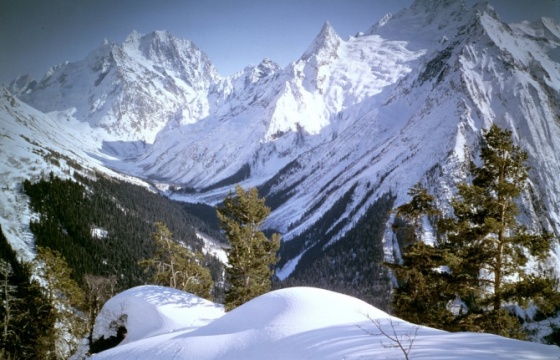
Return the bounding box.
[388,184,454,328]
[441,124,556,337]
[395,183,440,231]
[140,222,214,300]
[217,185,281,311]
[391,125,558,338]
[1,226,55,359]
[34,246,87,358]
[0,259,17,350]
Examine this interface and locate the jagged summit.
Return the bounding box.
[8,74,37,96]
[124,30,220,86]
[123,29,143,44]
[11,30,221,143]
[301,20,341,61]
[471,1,499,19]
[410,0,466,12]
[366,0,469,47]
[243,58,282,86]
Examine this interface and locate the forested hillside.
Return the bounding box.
[279,193,395,309]
[22,173,225,293]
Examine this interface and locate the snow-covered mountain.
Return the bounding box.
[261,0,560,276]
[10,30,220,143]
[2,0,560,281]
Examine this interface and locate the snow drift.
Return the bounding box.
[92,285,224,345]
[90,286,560,359]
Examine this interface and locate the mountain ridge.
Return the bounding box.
[2,0,560,284]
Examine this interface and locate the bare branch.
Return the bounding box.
[358,315,419,360]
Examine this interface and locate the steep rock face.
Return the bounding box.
[10,30,221,143]
[455,8,560,233]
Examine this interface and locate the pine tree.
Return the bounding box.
[388,184,455,328]
[391,125,558,338]
[441,124,556,337]
[0,259,17,351]
[10,272,57,360]
[34,246,87,359]
[217,185,281,311]
[139,222,214,300]
[394,183,440,232]
[0,226,56,359]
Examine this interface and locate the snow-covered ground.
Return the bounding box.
[89,286,560,359]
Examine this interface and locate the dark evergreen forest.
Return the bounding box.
[279,193,395,310]
[22,173,226,294]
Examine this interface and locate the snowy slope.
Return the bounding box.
[119,0,560,250]
[0,88,152,259]
[255,1,560,276]
[90,286,560,359]
[0,88,106,259]
[91,285,224,345]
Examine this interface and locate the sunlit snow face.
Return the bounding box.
[91,286,560,359]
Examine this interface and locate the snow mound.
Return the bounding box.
[196,286,389,336]
[92,285,224,344]
[92,286,560,359]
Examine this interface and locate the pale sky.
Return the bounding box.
[0,0,558,85]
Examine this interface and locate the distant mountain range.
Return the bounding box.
[2,0,560,290]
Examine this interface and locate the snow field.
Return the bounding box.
[91,286,560,360]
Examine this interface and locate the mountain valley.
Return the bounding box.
[2,0,560,312]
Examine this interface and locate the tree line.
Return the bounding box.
[22,172,225,291]
[0,172,229,358]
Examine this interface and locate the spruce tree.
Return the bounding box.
[389,184,454,328]
[0,226,56,359]
[139,222,214,300]
[0,259,17,351]
[217,185,281,311]
[391,125,558,338]
[441,124,556,337]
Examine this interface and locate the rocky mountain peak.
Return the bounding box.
[243,58,281,86]
[7,74,37,96]
[301,21,341,61]
[127,30,220,86]
[9,30,224,143]
[410,0,464,12]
